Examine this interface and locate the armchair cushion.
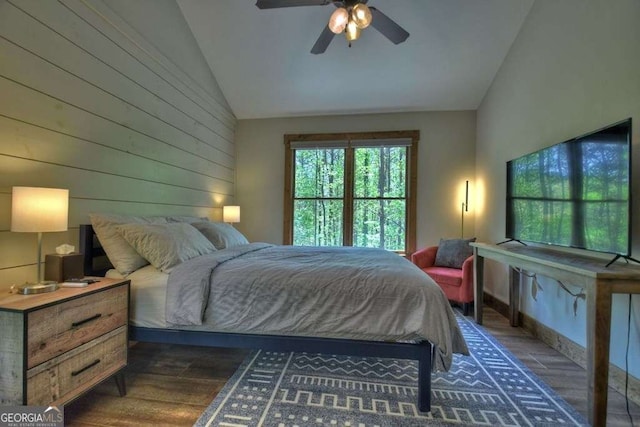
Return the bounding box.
[423,266,464,287]
[434,237,476,269]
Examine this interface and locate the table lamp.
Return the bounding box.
[223,205,240,226]
[11,186,69,293]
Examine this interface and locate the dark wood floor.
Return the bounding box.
[65,308,640,426]
[480,308,640,427]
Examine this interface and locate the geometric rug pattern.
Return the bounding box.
[195,312,587,426]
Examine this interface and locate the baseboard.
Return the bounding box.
[483,293,510,318]
[484,294,640,406]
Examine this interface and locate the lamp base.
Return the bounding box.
[17,281,59,295]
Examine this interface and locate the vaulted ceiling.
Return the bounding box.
[178,0,534,119]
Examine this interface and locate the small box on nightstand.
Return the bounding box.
[44,253,84,282]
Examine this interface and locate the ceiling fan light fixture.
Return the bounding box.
[328,7,349,34]
[352,3,372,29]
[345,19,361,41]
[254,0,409,54]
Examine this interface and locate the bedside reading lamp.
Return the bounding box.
[223,205,240,226]
[11,186,69,294]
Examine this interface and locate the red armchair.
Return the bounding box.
[411,246,474,315]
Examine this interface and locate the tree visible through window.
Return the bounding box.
[293,148,344,246]
[284,131,418,254]
[353,146,407,250]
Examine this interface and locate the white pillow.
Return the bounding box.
[191,222,249,249]
[89,213,168,275]
[116,222,216,272]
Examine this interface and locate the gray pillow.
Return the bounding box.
[434,237,476,269]
[116,222,216,272]
[89,213,168,275]
[191,221,249,249]
[165,215,210,223]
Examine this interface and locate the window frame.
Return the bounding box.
[284,130,419,255]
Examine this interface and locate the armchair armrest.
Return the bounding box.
[411,246,438,269]
[459,254,475,302]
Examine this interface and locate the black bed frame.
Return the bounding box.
[79,224,433,412]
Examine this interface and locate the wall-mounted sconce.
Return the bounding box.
[461,180,469,238]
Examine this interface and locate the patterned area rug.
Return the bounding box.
[195,313,587,426]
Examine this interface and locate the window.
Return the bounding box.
[284,131,418,254]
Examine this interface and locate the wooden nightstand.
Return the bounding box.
[0,278,129,406]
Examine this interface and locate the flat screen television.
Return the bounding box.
[505,118,632,258]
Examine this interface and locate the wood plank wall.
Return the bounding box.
[0,0,237,287]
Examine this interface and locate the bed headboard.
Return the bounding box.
[79,224,113,276]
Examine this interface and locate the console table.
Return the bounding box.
[471,242,640,426]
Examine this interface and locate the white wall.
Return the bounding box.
[235,111,476,249]
[476,0,640,377]
[0,0,236,288]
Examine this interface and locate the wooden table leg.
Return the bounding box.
[586,281,612,427]
[473,249,484,325]
[114,372,127,397]
[509,267,521,327]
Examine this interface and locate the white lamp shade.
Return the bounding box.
[223,205,240,223]
[11,187,69,232]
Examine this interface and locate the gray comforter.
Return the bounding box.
[166,243,468,371]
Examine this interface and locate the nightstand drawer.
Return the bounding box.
[27,326,127,405]
[27,285,128,368]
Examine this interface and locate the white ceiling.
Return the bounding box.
[178,0,534,120]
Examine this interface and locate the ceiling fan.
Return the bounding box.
[255,0,410,54]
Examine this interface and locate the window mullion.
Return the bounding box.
[406,139,418,255]
[283,138,294,244]
[344,146,354,246]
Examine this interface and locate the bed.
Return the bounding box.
[79,217,468,412]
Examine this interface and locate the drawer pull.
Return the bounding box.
[72,313,102,327]
[71,359,101,376]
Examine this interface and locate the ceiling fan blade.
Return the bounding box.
[329,0,368,7]
[369,7,410,45]
[256,0,333,9]
[311,25,335,54]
